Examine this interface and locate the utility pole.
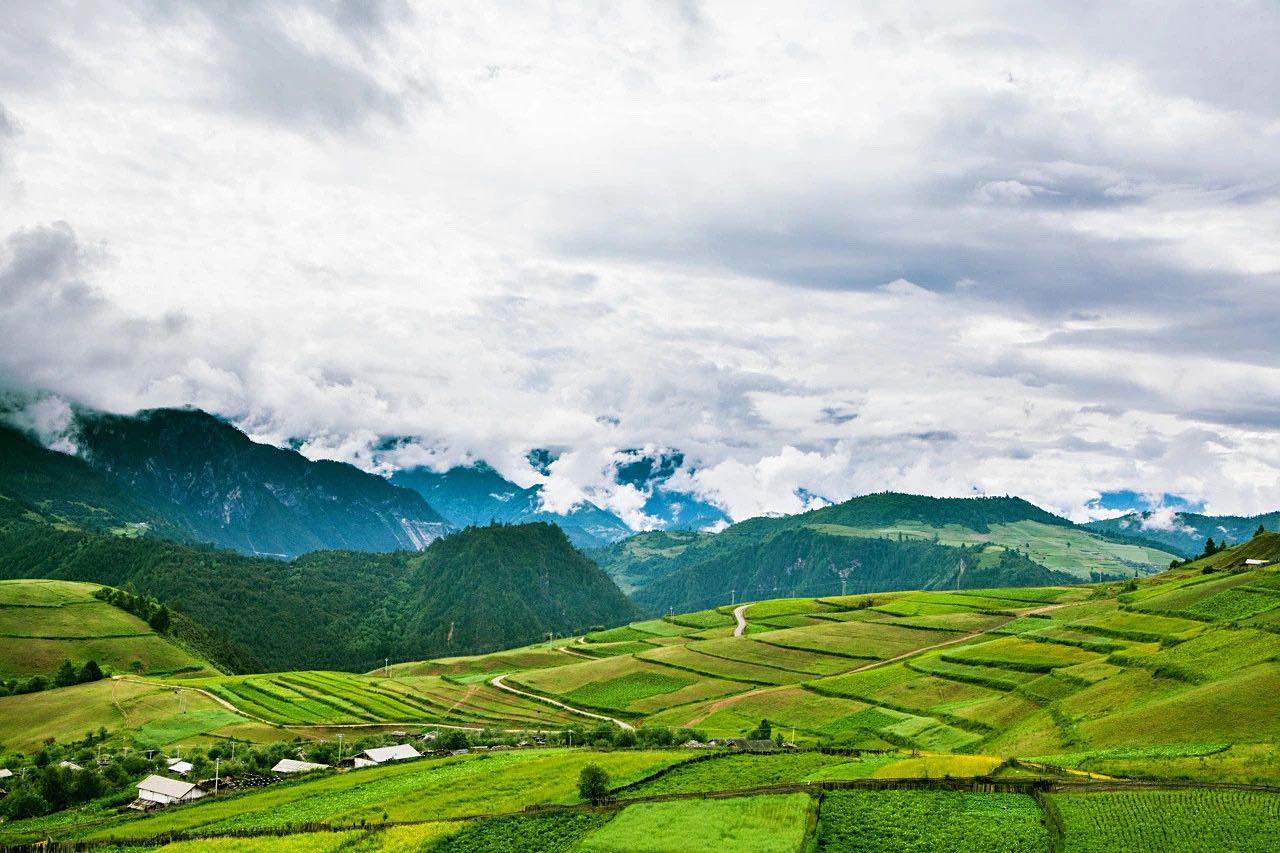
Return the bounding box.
[384,658,389,678]
[214,758,220,794]
[337,733,344,765]
[730,588,736,606]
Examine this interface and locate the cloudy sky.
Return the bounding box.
[2,1,1279,525]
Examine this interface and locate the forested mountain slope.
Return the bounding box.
[594,493,1177,614]
[0,500,636,671]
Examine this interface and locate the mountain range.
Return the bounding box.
[1085,510,1280,557]
[592,492,1183,615]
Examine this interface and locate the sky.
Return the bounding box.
[2,1,1279,527]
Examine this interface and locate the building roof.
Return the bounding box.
[0,768,11,778]
[166,759,194,775]
[272,758,329,774]
[58,760,83,771]
[138,774,200,799]
[1244,559,1270,565]
[359,744,421,763]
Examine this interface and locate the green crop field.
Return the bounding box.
[1051,789,1280,852]
[818,789,1048,852]
[0,579,216,679]
[580,793,813,853]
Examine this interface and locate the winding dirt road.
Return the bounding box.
[732,604,750,637]
[490,674,635,731]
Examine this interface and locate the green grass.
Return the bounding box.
[70,750,691,843]
[430,812,608,853]
[564,671,694,710]
[818,789,1048,852]
[0,678,242,752]
[0,580,215,679]
[133,709,245,747]
[1051,789,1280,852]
[621,751,888,797]
[940,636,1099,673]
[579,793,813,853]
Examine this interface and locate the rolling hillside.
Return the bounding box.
[0,502,637,671]
[3,536,1278,850]
[0,579,219,680]
[594,493,1178,614]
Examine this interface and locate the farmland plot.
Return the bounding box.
[818,789,1048,852]
[1051,789,1280,852]
[580,793,813,853]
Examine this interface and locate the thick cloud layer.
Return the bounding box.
[1,1,1278,522]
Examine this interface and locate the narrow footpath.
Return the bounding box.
[732,604,749,637]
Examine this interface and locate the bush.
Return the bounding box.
[578,764,610,805]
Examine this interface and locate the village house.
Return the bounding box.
[347,743,421,768]
[166,757,194,776]
[271,758,329,775]
[133,774,207,809]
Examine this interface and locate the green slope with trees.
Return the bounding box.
[0,498,637,671]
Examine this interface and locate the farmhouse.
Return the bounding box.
[348,743,421,768]
[725,738,782,752]
[272,758,329,775]
[58,760,83,771]
[166,757,194,776]
[1244,559,1270,567]
[133,775,207,809]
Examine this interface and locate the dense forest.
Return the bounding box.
[0,498,636,671]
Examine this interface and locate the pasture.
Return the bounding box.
[579,793,813,853]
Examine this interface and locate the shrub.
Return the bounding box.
[578,764,610,805]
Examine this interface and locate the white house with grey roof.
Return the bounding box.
[135,774,206,808]
[349,743,421,768]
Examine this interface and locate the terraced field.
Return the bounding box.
[195,671,581,728]
[0,579,217,678]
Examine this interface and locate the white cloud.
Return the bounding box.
[1,1,1279,522]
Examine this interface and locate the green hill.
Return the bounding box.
[0,500,638,671]
[0,579,219,681]
[593,493,1177,613]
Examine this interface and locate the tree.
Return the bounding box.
[1255,524,1267,539]
[53,659,78,688]
[578,764,610,806]
[436,730,470,751]
[148,605,171,634]
[1203,537,1216,557]
[750,718,772,740]
[78,660,104,684]
[0,789,49,820]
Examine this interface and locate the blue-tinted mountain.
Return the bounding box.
[390,462,631,549]
[1085,510,1280,558]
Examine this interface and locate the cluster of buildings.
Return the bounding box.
[129,742,424,811]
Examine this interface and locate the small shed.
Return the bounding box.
[271,758,329,775]
[135,775,206,808]
[166,758,194,776]
[0,768,12,779]
[1244,559,1270,566]
[58,760,84,771]
[349,743,422,768]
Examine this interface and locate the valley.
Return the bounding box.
[0,534,1277,850]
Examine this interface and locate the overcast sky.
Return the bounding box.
[2,1,1279,526]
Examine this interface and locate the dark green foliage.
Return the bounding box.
[578,764,610,805]
[77,660,103,683]
[437,730,471,751]
[52,659,78,688]
[0,512,637,671]
[750,719,773,740]
[146,604,170,633]
[431,811,613,852]
[623,526,1073,616]
[1256,524,1267,539]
